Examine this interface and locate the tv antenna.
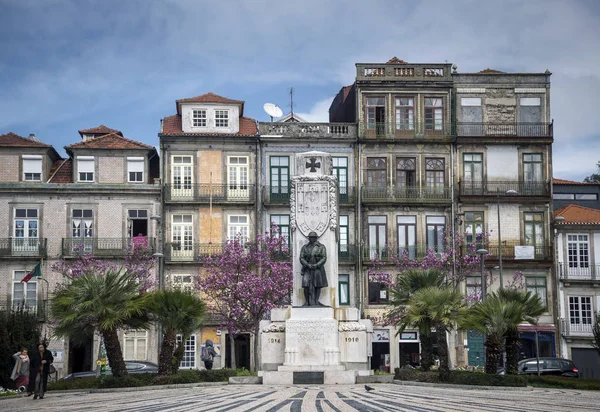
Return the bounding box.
[263,103,283,122]
[289,87,295,116]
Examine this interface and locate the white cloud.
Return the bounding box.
[296,97,334,123]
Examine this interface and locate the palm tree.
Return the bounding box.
[399,286,465,381]
[462,296,523,374]
[50,268,150,377]
[387,269,445,371]
[493,288,545,374]
[148,289,206,375]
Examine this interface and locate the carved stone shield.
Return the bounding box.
[295,181,329,238]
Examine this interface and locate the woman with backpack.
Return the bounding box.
[202,340,218,370]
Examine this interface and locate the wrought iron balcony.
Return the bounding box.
[559,263,600,281]
[165,242,226,262]
[562,319,593,337]
[62,237,156,257]
[165,184,256,203]
[359,122,454,140]
[460,241,550,260]
[262,186,291,205]
[456,122,553,138]
[0,238,47,258]
[362,186,451,203]
[361,245,445,262]
[338,245,357,263]
[258,122,357,139]
[459,181,550,198]
[339,186,357,205]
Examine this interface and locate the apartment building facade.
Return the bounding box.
[0,128,161,377]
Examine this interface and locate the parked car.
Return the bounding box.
[518,357,579,377]
[61,361,159,380]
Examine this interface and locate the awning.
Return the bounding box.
[518,324,556,332]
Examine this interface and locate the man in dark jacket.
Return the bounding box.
[28,343,54,399]
[203,340,218,370]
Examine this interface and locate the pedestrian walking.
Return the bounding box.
[201,340,218,370]
[27,343,54,399]
[11,348,30,391]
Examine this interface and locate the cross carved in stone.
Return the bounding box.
[306,157,321,172]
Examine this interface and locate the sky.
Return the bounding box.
[1,0,599,181]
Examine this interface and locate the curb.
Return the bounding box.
[393,380,534,391]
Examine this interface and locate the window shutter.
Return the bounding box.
[23,155,42,174]
[128,157,144,173]
[78,157,94,173]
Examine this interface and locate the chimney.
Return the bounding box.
[28,133,41,142]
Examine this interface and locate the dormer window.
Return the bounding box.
[77,156,95,182]
[127,157,144,182]
[83,134,95,141]
[22,155,42,181]
[192,109,207,127]
[215,110,229,128]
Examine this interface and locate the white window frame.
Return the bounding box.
[172,214,193,259]
[176,334,196,369]
[569,296,593,334]
[123,330,148,361]
[171,274,194,293]
[171,155,193,198]
[227,156,249,199]
[13,208,39,254]
[22,155,42,181]
[215,110,229,128]
[127,157,144,183]
[77,156,95,182]
[192,109,207,127]
[228,215,249,244]
[12,270,37,310]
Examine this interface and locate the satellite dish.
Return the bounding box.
[263,103,283,121]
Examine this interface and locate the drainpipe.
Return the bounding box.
[357,140,363,315]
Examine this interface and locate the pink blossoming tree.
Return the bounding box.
[198,226,292,371]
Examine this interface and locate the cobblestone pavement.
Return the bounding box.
[2,384,600,411]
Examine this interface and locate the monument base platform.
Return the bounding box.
[260,369,357,385]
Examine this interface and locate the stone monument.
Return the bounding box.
[259,151,372,385]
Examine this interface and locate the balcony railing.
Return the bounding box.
[165,184,256,203]
[165,242,226,262]
[362,186,451,203]
[0,238,47,258]
[459,181,550,197]
[564,321,593,336]
[456,122,553,138]
[460,241,550,260]
[62,237,156,257]
[258,122,357,139]
[559,263,600,281]
[338,245,357,263]
[361,245,445,262]
[339,186,357,205]
[262,186,291,205]
[359,122,454,139]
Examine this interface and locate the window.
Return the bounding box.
[466,276,482,302]
[172,214,193,258]
[365,97,386,134]
[568,234,589,271]
[72,209,93,252]
[524,213,544,256]
[13,208,39,253]
[127,157,144,183]
[368,281,388,304]
[424,97,443,131]
[332,157,348,199]
[552,193,574,200]
[77,156,94,182]
[270,156,289,200]
[576,194,598,200]
[526,277,547,308]
[171,156,193,197]
[12,270,37,310]
[228,215,249,244]
[425,158,445,194]
[128,209,148,238]
[464,212,484,248]
[523,153,543,184]
[171,274,194,293]
[192,109,207,127]
[270,214,290,246]
[519,97,542,123]
[395,97,414,130]
[22,155,42,181]
[215,110,229,127]
[569,296,592,332]
[339,274,350,305]
[176,334,196,369]
[463,153,483,194]
[339,215,349,258]
[426,216,445,252]
[397,216,416,259]
[366,158,387,194]
[368,216,387,259]
[396,158,416,189]
[227,156,249,199]
[124,330,148,361]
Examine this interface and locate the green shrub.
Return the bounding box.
[394,367,419,381]
[235,368,257,377]
[100,375,147,388]
[527,375,600,390]
[449,370,526,387]
[48,377,100,391]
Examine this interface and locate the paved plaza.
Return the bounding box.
[2,383,600,412]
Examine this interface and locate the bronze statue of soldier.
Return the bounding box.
[299,231,328,306]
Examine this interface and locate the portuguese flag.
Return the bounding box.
[21,263,42,283]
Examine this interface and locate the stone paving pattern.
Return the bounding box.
[2,384,600,411]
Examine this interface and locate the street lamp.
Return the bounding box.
[497,189,518,289]
[476,248,488,300]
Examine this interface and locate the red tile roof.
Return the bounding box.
[78,125,122,136]
[386,57,408,64]
[161,115,257,137]
[48,159,72,183]
[176,92,245,115]
[0,132,51,147]
[66,133,155,150]
[553,178,599,185]
[554,204,600,224]
[478,68,505,74]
